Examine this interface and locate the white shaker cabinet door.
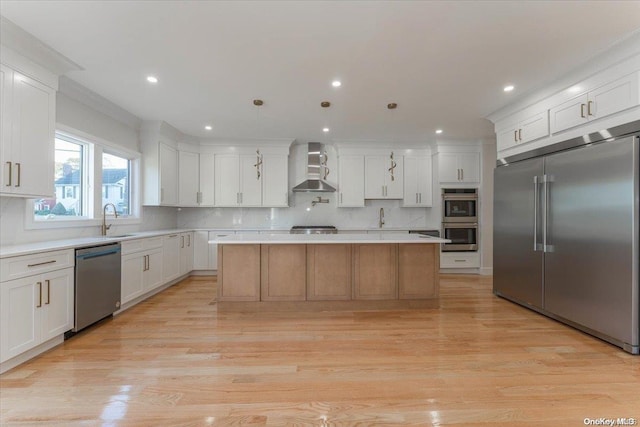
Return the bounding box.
[199,153,215,206]
[178,150,200,206]
[364,156,385,199]
[0,276,39,362]
[438,153,459,183]
[214,154,240,206]
[338,155,365,207]
[10,72,55,197]
[159,143,178,205]
[457,153,480,183]
[262,155,288,207]
[122,253,145,304]
[40,268,74,342]
[239,155,262,206]
[144,249,164,291]
[162,234,181,283]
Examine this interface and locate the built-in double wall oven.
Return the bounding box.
[442,188,478,252]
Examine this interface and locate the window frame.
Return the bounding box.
[25,126,142,230]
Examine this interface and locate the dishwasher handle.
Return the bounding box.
[76,246,121,260]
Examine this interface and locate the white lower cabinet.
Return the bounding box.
[440,252,480,269]
[121,248,163,304]
[121,237,164,303]
[162,233,181,282]
[0,266,73,363]
[179,232,194,276]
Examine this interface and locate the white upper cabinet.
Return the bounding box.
[214,150,288,207]
[178,150,200,206]
[199,153,215,206]
[338,155,365,207]
[496,111,549,152]
[214,153,262,207]
[364,152,403,199]
[438,152,480,184]
[141,130,179,206]
[0,64,55,198]
[239,154,263,207]
[550,72,640,134]
[403,155,432,207]
[262,154,289,207]
[158,143,178,205]
[214,154,240,206]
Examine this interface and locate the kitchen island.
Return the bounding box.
[209,233,449,308]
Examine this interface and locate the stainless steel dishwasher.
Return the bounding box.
[73,243,122,332]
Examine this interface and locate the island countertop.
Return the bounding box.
[209,232,449,245]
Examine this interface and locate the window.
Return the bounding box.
[31,130,140,226]
[34,135,87,218]
[102,151,131,216]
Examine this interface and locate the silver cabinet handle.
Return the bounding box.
[240,192,243,204]
[181,235,185,248]
[457,169,461,181]
[382,185,384,197]
[5,162,11,186]
[587,100,593,116]
[37,282,42,307]
[15,163,20,187]
[187,234,191,247]
[580,103,586,118]
[419,193,422,204]
[514,130,518,142]
[415,193,418,203]
[45,279,50,305]
[340,193,343,204]
[28,260,56,268]
[147,254,150,271]
[461,168,464,181]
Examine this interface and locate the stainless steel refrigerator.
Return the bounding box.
[494,121,640,354]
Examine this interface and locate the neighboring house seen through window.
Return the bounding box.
[33,131,138,223]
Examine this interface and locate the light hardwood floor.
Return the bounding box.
[1,275,638,426]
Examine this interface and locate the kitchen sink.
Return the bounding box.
[109,234,136,238]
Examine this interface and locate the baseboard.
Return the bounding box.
[0,335,64,374]
[190,270,217,276]
[479,267,493,276]
[439,268,480,275]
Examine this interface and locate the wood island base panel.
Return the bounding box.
[217,243,440,303]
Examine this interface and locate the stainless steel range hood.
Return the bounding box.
[292,142,336,192]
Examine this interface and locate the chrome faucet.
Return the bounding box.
[379,207,385,228]
[102,203,119,236]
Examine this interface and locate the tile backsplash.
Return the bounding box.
[177,192,439,230]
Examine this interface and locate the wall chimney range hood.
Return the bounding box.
[292,142,336,192]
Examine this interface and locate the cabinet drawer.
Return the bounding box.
[440,252,480,269]
[121,237,163,255]
[1,249,74,282]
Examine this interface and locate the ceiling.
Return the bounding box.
[2,1,640,145]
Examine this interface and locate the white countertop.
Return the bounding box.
[0,229,194,258]
[209,232,449,244]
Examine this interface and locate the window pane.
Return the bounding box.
[34,137,84,218]
[102,152,130,215]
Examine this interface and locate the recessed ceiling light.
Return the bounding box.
[435,129,443,134]
[205,125,213,131]
[503,85,514,92]
[146,75,158,84]
[323,127,330,133]
[332,80,341,88]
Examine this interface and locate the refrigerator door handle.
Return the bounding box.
[542,174,554,253]
[533,175,539,251]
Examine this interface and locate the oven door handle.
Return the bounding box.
[442,222,478,228]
